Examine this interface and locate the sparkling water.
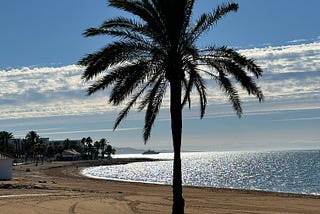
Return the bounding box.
[82,150,320,195]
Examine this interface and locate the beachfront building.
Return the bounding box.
[7,138,84,161]
[0,153,13,180]
[55,149,82,161]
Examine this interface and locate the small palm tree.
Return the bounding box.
[80,137,87,155]
[63,138,71,150]
[105,144,115,159]
[79,1,263,213]
[85,137,94,159]
[0,131,13,154]
[25,131,40,162]
[99,138,108,159]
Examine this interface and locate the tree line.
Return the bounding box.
[0,130,115,163]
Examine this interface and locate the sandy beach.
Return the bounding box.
[0,159,319,214]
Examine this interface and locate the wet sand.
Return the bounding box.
[0,159,319,213]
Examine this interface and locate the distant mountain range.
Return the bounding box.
[114,147,172,154]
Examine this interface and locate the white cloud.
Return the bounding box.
[0,65,119,119]
[287,39,308,44]
[0,42,319,120]
[239,42,320,74]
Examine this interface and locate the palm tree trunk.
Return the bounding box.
[170,78,185,214]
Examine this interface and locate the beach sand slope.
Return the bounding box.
[0,160,319,213]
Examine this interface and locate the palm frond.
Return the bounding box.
[113,78,156,130]
[109,0,151,19]
[182,61,197,108]
[217,71,243,116]
[84,17,143,36]
[85,27,147,44]
[84,17,159,46]
[211,56,264,101]
[200,47,264,102]
[138,74,163,111]
[79,41,150,81]
[109,0,167,46]
[182,0,195,32]
[198,57,244,116]
[109,61,151,105]
[189,2,238,42]
[143,77,167,142]
[202,46,263,78]
[193,72,207,118]
[182,77,191,109]
[87,70,120,95]
[224,61,264,101]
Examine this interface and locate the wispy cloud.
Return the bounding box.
[39,127,141,136]
[239,42,320,74]
[1,41,319,120]
[287,38,308,44]
[273,117,320,122]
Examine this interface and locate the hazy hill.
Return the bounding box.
[114,147,172,154]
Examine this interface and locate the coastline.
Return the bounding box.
[1,159,319,213]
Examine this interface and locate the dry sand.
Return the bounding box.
[0,159,319,214]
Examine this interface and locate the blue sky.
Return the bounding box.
[1,0,320,68]
[0,0,319,151]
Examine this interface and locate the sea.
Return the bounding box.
[82,150,320,196]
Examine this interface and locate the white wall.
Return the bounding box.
[0,159,13,180]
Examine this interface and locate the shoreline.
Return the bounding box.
[80,157,320,198]
[1,159,319,213]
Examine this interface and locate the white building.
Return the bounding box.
[0,153,13,180]
[57,149,81,161]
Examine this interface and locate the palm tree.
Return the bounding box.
[63,138,71,150]
[85,137,93,147]
[85,137,94,159]
[105,144,115,159]
[79,1,263,213]
[33,139,45,166]
[80,137,87,155]
[81,137,86,147]
[25,131,40,162]
[99,138,108,159]
[0,131,13,154]
[94,141,101,159]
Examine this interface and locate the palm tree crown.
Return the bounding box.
[79,0,263,142]
[79,1,263,213]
